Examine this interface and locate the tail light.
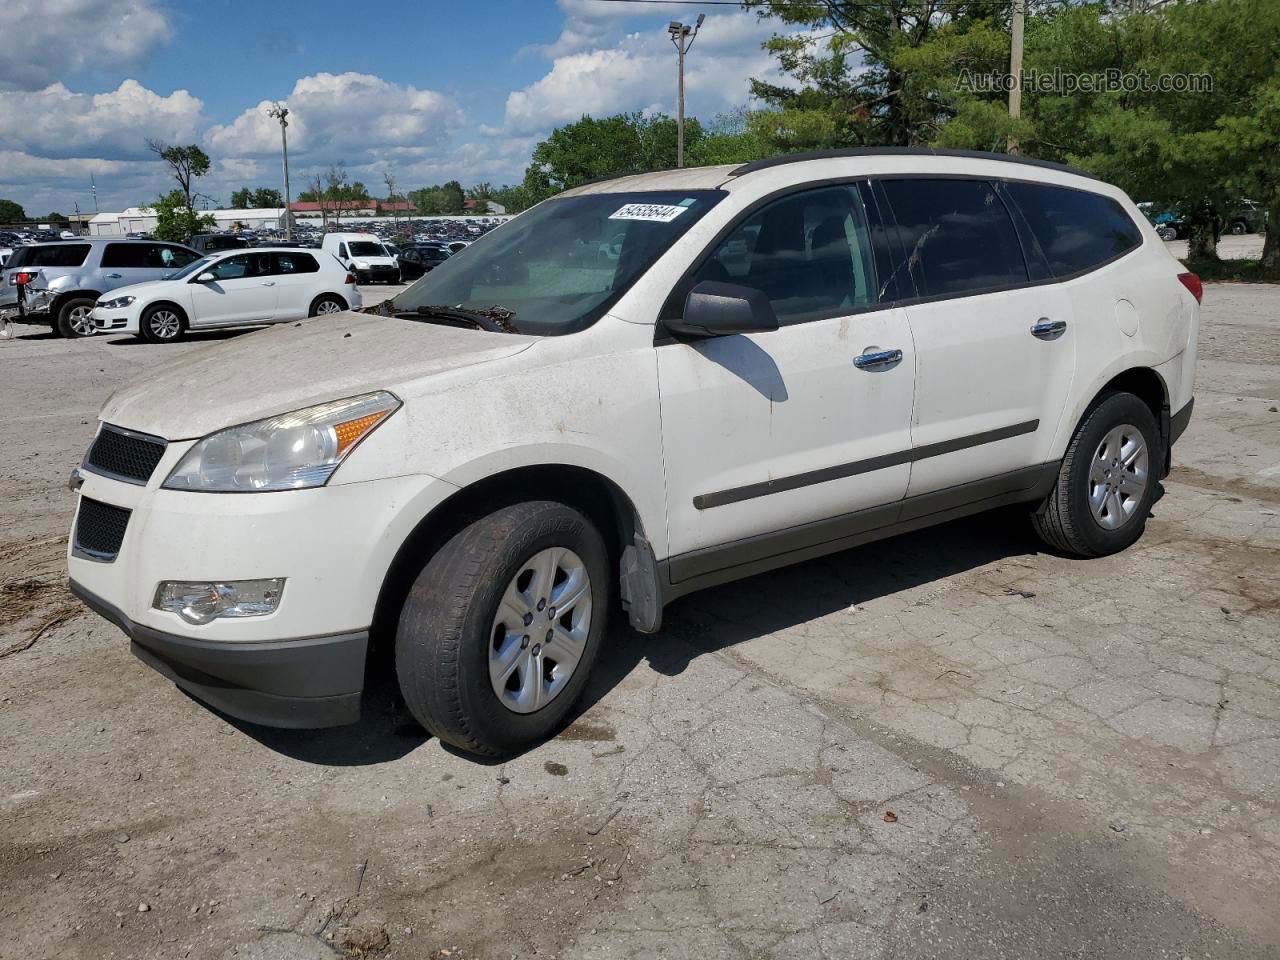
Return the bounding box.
[11,271,36,286]
[1177,272,1203,304]
[343,272,356,285]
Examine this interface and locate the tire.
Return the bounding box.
[1032,391,1161,557]
[139,303,187,343]
[309,295,346,317]
[56,297,97,338]
[1230,221,1247,235]
[1157,226,1177,242]
[396,500,610,756]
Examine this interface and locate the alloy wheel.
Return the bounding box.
[1089,424,1148,530]
[488,547,592,714]
[68,305,95,336]
[149,309,181,340]
[315,299,342,315]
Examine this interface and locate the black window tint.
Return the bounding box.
[208,254,267,280]
[1004,182,1143,277]
[338,243,348,259]
[203,236,247,252]
[274,252,318,274]
[9,244,91,268]
[100,243,151,268]
[691,185,879,326]
[880,179,1028,297]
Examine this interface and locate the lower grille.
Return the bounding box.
[85,425,167,485]
[74,497,131,560]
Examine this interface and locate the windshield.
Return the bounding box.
[349,241,387,257]
[392,190,724,335]
[167,256,213,280]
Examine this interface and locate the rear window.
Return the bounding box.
[7,244,91,268]
[881,179,1028,298]
[1004,182,1143,277]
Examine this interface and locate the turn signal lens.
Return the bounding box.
[154,579,284,625]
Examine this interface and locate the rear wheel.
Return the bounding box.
[395,500,609,756]
[1032,391,1161,557]
[56,297,97,338]
[309,295,346,317]
[139,304,186,343]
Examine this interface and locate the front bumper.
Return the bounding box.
[71,580,366,727]
[356,266,400,283]
[92,306,137,332]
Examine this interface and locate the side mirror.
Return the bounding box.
[665,281,779,339]
[193,271,216,284]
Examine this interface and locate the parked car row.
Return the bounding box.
[1138,199,1268,240]
[1,237,361,340]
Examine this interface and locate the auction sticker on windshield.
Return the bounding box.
[609,203,689,223]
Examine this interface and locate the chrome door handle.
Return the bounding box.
[105,273,123,279]
[260,280,276,286]
[1030,318,1067,339]
[854,348,903,370]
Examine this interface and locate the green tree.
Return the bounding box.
[409,180,466,216]
[251,187,284,208]
[0,198,26,222]
[230,188,253,209]
[147,140,211,216]
[686,109,775,166]
[145,189,216,242]
[47,211,68,223]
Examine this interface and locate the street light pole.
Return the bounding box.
[268,103,292,240]
[1007,0,1024,154]
[669,14,705,168]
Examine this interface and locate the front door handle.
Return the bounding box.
[104,273,123,279]
[854,348,903,370]
[260,280,276,286]
[1031,318,1067,340]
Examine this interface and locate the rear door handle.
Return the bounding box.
[260,280,276,286]
[104,273,123,279]
[854,348,903,370]
[1030,318,1067,339]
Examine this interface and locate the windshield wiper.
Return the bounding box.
[365,301,520,334]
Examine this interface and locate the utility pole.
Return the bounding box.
[668,14,705,168]
[90,173,98,213]
[268,103,292,240]
[1007,0,1024,154]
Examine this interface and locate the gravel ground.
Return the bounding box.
[0,282,1277,960]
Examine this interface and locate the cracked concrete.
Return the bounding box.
[1,283,1277,959]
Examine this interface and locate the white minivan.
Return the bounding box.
[322,232,400,284]
[68,149,1199,756]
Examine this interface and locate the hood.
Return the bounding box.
[100,311,537,439]
[97,279,175,301]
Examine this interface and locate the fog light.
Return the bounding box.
[153,579,284,625]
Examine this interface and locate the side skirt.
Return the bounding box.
[659,462,1060,604]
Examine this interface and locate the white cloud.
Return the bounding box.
[0,0,172,91]
[0,80,203,160]
[207,72,460,163]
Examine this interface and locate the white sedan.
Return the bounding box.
[92,247,362,343]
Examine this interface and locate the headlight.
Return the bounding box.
[99,295,136,309]
[353,261,368,269]
[162,391,400,492]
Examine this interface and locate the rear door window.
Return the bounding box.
[1003,182,1144,277]
[100,243,153,269]
[880,179,1028,298]
[159,245,200,269]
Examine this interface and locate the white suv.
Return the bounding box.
[68,149,1199,755]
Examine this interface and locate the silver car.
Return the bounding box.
[2,238,201,337]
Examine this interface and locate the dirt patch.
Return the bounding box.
[338,923,390,957]
[1169,465,1280,504]
[558,718,616,742]
[543,761,569,776]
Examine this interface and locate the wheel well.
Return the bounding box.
[143,300,187,322]
[310,292,347,312]
[51,290,102,315]
[1099,367,1168,423]
[367,465,643,658]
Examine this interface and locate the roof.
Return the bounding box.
[559,164,740,196]
[289,200,374,212]
[730,147,1097,180]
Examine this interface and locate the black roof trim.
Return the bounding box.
[730,147,1097,181]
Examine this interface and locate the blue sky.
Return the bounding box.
[0,0,800,216]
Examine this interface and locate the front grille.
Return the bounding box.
[85,425,167,484]
[74,497,131,560]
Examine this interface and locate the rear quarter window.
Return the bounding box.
[10,244,91,268]
[274,252,319,274]
[1003,182,1143,277]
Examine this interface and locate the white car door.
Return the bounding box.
[187,252,278,326]
[657,183,916,583]
[269,250,322,321]
[878,178,1077,499]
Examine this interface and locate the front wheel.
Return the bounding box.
[1032,391,1161,557]
[56,297,97,338]
[139,304,186,343]
[396,500,610,756]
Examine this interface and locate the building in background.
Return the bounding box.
[87,207,287,237]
